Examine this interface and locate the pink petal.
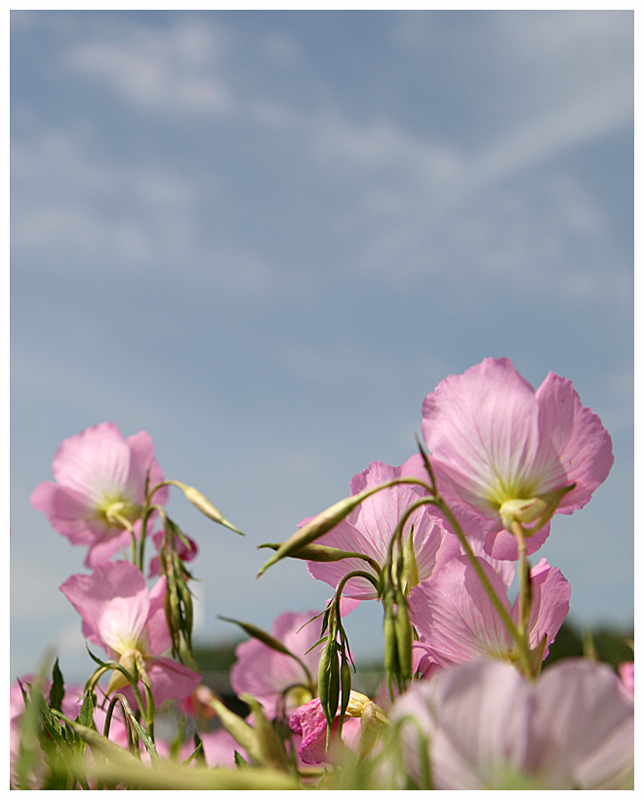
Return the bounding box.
[143,576,172,655]
[230,610,321,718]
[515,558,570,656]
[483,522,550,561]
[51,422,132,505]
[60,561,150,655]
[531,659,634,788]
[408,556,513,667]
[142,656,202,704]
[84,527,136,568]
[30,482,99,544]
[125,430,167,506]
[421,358,541,516]
[534,372,614,511]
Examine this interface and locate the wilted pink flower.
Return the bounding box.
[31,422,168,567]
[415,358,613,560]
[408,555,570,669]
[230,611,322,719]
[289,696,363,765]
[60,560,201,705]
[306,461,462,601]
[392,658,633,789]
[148,529,198,578]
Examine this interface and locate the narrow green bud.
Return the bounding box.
[394,588,413,684]
[383,596,399,693]
[256,478,421,576]
[172,481,244,535]
[209,698,262,764]
[239,696,291,773]
[401,530,420,595]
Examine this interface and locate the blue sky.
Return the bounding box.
[11,10,633,682]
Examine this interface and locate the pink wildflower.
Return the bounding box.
[392,658,633,789]
[409,555,570,668]
[31,422,168,567]
[415,358,613,560]
[148,529,198,578]
[230,610,322,719]
[60,560,201,705]
[306,461,462,601]
[618,661,634,702]
[289,696,364,765]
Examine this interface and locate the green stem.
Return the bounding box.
[511,520,532,639]
[434,498,536,680]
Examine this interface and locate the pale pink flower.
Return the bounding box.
[230,610,322,719]
[31,422,168,567]
[392,658,633,789]
[409,555,570,669]
[306,461,462,601]
[60,560,201,705]
[415,358,613,560]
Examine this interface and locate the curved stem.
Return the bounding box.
[433,498,536,680]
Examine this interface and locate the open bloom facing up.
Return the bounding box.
[60,560,201,704]
[306,461,462,601]
[31,422,168,566]
[230,610,323,719]
[392,658,633,789]
[408,555,570,670]
[416,358,613,560]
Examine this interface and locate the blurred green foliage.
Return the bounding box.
[193,619,634,705]
[543,619,634,672]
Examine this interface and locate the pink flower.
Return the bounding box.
[31,422,168,567]
[289,697,363,765]
[408,555,570,669]
[618,661,634,702]
[230,611,322,719]
[148,529,198,578]
[415,358,613,560]
[392,658,633,789]
[60,560,201,705]
[306,461,462,601]
[179,728,249,768]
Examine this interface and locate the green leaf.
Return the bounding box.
[49,658,65,713]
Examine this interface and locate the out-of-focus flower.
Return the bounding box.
[31,422,168,566]
[60,560,201,704]
[408,555,570,669]
[392,658,633,789]
[414,358,613,560]
[148,529,198,578]
[230,611,322,719]
[180,728,249,768]
[306,461,462,601]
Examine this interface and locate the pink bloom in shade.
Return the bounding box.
[306,460,462,601]
[408,555,570,669]
[31,422,168,567]
[60,560,201,705]
[415,358,613,560]
[289,697,363,765]
[392,658,634,790]
[148,529,198,578]
[230,611,323,719]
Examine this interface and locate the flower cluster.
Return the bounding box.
[12,358,632,790]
